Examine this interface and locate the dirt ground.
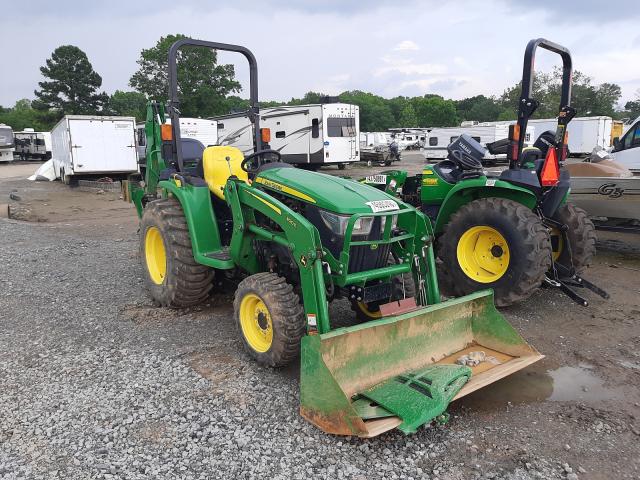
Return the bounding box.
[1,157,639,479]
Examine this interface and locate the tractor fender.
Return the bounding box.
[433,178,538,234]
[157,180,229,268]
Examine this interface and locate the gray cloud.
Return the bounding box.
[507,0,640,21]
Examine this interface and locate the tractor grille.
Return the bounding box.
[348,243,391,274]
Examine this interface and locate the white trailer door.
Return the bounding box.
[323,105,359,164]
[70,119,137,173]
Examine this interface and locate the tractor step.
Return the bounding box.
[205,248,231,261]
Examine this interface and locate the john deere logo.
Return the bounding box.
[370,244,379,250]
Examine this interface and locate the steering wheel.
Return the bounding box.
[241,149,282,173]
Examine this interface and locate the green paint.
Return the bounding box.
[357,364,471,434]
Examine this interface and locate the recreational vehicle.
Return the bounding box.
[214,103,360,168]
[14,129,52,160]
[0,124,14,162]
[51,116,138,185]
[423,123,534,161]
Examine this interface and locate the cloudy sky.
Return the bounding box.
[2,0,640,107]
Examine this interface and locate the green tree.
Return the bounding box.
[455,95,502,122]
[0,99,54,131]
[108,90,147,120]
[412,95,458,127]
[130,34,241,117]
[33,45,108,117]
[397,103,418,127]
[339,90,395,131]
[624,90,640,120]
[499,69,622,119]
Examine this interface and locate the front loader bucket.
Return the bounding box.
[300,290,543,437]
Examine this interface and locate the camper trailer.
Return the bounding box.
[0,124,14,162]
[14,129,52,160]
[214,103,360,168]
[136,117,218,162]
[424,123,534,161]
[51,116,138,185]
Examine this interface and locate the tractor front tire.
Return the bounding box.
[140,198,214,307]
[438,197,551,307]
[234,273,306,367]
[551,203,596,272]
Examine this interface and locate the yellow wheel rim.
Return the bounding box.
[145,226,167,285]
[550,228,564,262]
[457,225,510,283]
[239,293,273,353]
[356,301,381,319]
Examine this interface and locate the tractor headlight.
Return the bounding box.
[319,210,374,236]
[380,214,398,232]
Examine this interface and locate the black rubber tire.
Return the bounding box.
[140,198,214,307]
[338,163,346,170]
[438,198,551,307]
[234,272,306,367]
[351,268,416,322]
[551,203,597,273]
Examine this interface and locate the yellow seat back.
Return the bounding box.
[202,146,249,200]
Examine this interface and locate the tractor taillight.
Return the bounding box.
[161,124,173,141]
[541,147,560,186]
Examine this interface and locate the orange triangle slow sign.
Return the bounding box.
[541,147,560,186]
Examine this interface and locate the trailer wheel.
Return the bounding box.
[234,273,306,367]
[550,203,596,273]
[140,198,214,307]
[338,163,346,170]
[439,198,551,307]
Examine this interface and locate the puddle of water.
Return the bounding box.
[457,362,621,411]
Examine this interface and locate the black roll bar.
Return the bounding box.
[167,39,262,172]
[510,38,574,169]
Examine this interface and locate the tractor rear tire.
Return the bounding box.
[551,203,597,272]
[234,273,306,367]
[438,197,551,307]
[140,198,214,307]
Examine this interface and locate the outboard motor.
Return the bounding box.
[446,133,484,179]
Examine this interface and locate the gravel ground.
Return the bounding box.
[1,157,639,479]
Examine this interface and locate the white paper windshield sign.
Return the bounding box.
[366,200,399,213]
[365,174,388,184]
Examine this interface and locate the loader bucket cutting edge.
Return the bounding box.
[300,290,543,437]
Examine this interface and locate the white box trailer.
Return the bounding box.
[0,124,15,162]
[51,116,138,183]
[136,117,218,162]
[214,103,360,168]
[523,116,613,156]
[423,123,535,161]
[14,129,52,160]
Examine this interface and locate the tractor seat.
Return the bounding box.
[519,146,543,168]
[202,146,249,200]
[433,160,462,184]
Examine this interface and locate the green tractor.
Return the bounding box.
[362,39,606,307]
[128,38,543,437]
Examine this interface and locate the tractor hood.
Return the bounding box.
[254,167,401,214]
